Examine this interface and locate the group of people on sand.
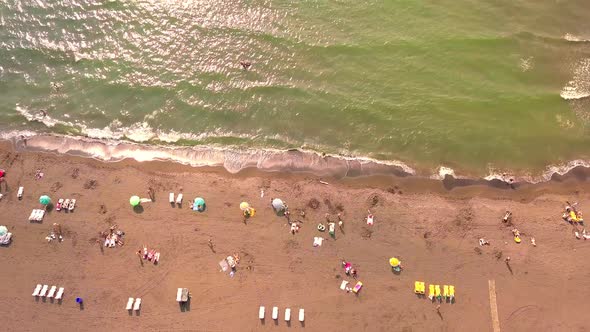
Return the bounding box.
[564,202,590,239]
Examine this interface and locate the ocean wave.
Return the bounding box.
[563,33,590,43]
[2,131,590,186]
[560,58,590,100]
[1,133,415,178]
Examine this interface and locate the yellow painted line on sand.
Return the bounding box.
[488,279,501,332]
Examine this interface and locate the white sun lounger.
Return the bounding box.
[32,284,42,296]
[133,298,141,311]
[169,193,174,203]
[299,309,304,322]
[259,306,265,319]
[340,280,349,290]
[17,186,23,199]
[176,193,183,204]
[176,288,183,302]
[68,199,76,211]
[272,306,278,320]
[55,287,64,300]
[29,210,36,221]
[47,286,57,298]
[126,297,134,310]
[39,285,49,297]
[285,308,291,321]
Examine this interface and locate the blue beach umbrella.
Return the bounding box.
[193,197,205,212]
[39,195,51,205]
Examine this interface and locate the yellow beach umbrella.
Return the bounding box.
[389,257,400,267]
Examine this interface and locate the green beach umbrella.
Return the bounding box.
[130,195,140,207]
[0,225,7,236]
[39,195,51,205]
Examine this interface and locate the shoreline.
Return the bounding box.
[3,131,590,187]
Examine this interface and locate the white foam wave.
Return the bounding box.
[561,58,590,100]
[564,33,590,42]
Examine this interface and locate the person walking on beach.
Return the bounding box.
[240,60,251,70]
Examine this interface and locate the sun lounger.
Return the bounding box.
[414,281,425,294]
[64,199,70,210]
[366,214,374,225]
[28,210,36,221]
[449,285,455,301]
[443,285,449,299]
[272,306,279,320]
[68,199,76,211]
[169,193,174,203]
[39,285,49,297]
[47,286,57,298]
[32,284,42,296]
[55,287,64,300]
[126,297,134,310]
[340,280,349,290]
[56,199,63,211]
[154,252,160,263]
[435,285,441,301]
[147,249,155,261]
[36,210,45,221]
[177,288,183,302]
[259,306,265,319]
[17,187,23,199]
[298,309,304,322]
[133,298,141,311]
[285,308,291,321]
[428,284,435,300]
[313,237,324,247]
[353,281,363,293]
[176,193,183,205]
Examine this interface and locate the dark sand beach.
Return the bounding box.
[1,140,589,331]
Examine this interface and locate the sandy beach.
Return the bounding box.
[1,140,590,332]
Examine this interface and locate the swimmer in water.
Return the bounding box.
[240,61,251,70]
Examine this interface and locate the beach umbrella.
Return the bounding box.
[39,195,51,205]
[193,197,205,211]
[240,202,250,211]
[271,198,285,211]
[129,195,140,207]
[389,257,400,267]
[0,226,7,236]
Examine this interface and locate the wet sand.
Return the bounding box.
[0,141,589,331]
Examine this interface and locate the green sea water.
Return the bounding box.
[1,0,590,176]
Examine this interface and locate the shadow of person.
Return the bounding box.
[133,205,144,214]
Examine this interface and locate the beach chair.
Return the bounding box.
[176,288,183,302]
[68,199,76,211]
[32,284,42,296]
[414,281,425,294]
[366,214,374,225]
[28,210,36,221]
[272,306,279,320]
[352,281,363,294]
[39,285,49,297]
[64,199,70,210]
[47,286,57,298]
[176,193,183,205]
[36,210,45,221]
[55,287,64,300]
[428,284,435,300]
[56,198,63,211]
[17,187,23,199]
[154,252,160,263]
[340,280,349,291]
[169,193,174,203]
[298,309,305,322]
[443,285,449,299]
[133,298,141,311]
[126,298,134,310]
[285,308,291,321]
[259,306,265,319]
[435,285,441,301]
[449,285,455,302]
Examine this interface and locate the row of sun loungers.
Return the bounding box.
[56,198,76,212]
[32,284,64,300]
[259,306,304,322]
[29,209,45,222]
[414,281,455,302]
[126,297,142,311]
[169,193,183,205]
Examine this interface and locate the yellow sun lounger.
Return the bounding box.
[435,285,441,300]
[449,285,455,301]
[443,285,449,298]
[414,281,425,294]
[428,284,435,300]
